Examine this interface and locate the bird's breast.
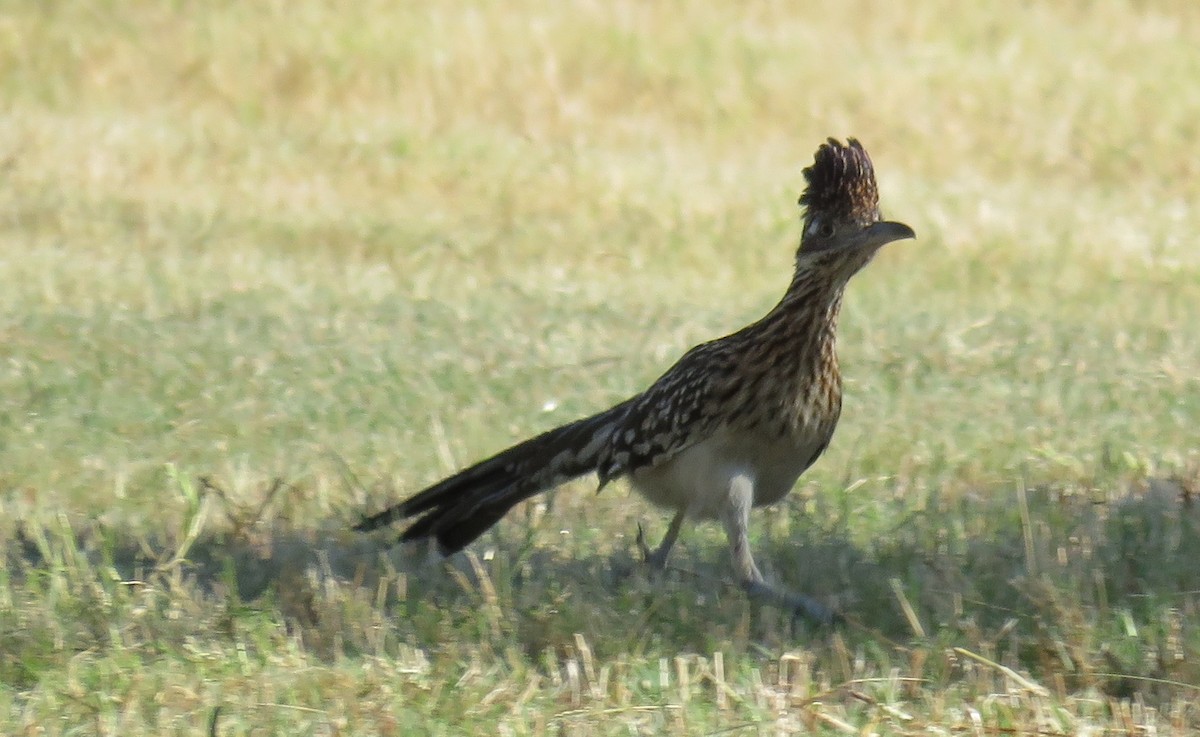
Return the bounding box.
[630,420,836,518]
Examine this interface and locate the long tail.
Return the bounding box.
[354,399,632,554]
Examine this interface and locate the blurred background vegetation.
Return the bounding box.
[1,1,1198,734]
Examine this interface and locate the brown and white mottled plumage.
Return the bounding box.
[356,138,915,623]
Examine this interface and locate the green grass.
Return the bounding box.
[2,0,1200,733]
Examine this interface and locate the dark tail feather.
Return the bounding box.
[354,399,632,553]
[402,500,515,554]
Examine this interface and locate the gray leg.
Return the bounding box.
[721,474,838,625]
[636,510,685,570]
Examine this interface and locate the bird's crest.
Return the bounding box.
[798,138,880,226]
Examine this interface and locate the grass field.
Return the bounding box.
[2,1,1200,734]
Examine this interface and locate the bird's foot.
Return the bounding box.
[635,523,670,571]
[742,579,842,628]
[788,594,843,628]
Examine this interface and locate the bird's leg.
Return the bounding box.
[722,474,839,626]
[636,510,685,570]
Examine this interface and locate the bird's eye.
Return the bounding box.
[807,218,836,240]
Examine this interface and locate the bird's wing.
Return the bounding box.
[596,339,738,485]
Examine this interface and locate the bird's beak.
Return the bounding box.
[865,220,916,248]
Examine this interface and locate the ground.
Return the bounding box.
[1,1,1199,734]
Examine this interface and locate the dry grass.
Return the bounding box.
[2,1,1200,734]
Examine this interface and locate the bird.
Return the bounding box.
[356,137,915,624]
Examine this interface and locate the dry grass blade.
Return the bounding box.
[889,577,927,639]
[954,647,1050,697]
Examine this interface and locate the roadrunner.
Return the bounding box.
[357,138,915,623]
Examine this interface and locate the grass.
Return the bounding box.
[2,0,1200,733]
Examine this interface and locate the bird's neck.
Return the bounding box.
[774,267,846,358]
[739,266,846,401]
[728,265,845,437]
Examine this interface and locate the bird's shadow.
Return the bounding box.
[6,476,1198,663]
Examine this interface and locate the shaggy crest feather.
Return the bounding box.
[798,137,880,229]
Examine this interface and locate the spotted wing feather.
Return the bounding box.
[596,340,738,485]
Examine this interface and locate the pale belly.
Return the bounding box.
[628,427,830,520]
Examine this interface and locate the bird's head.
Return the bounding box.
[795,138,914,279]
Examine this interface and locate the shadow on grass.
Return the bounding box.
[4,474,1199,701]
